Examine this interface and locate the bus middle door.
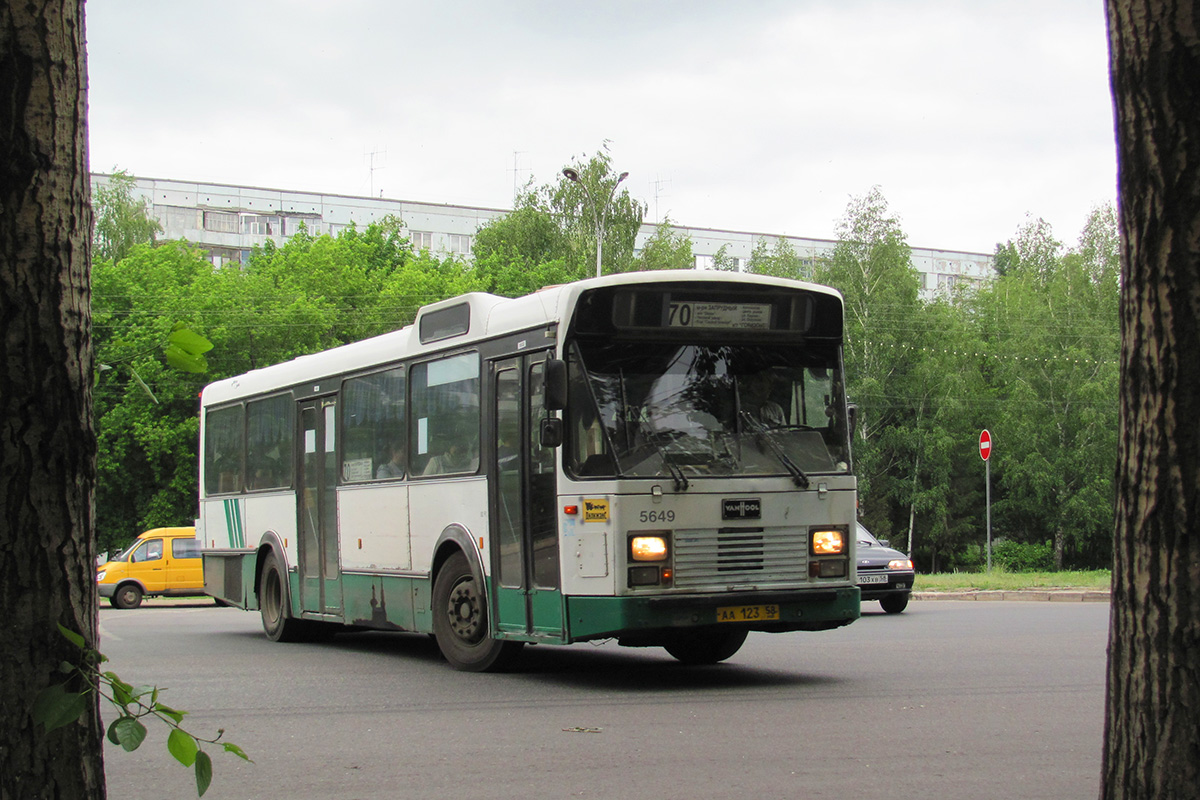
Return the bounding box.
[490,356,563,640]
[297,396,342,618]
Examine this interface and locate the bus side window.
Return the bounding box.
[342,366,406,481]
[204,405,244,495]
[411,354,480,477]
[246,394,293,490]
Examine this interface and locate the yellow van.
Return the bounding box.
[96,527,204,608]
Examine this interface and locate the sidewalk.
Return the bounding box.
[913,589,1111,602]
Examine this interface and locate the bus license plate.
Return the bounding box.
[716,604,780,623]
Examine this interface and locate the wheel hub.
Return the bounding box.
[447,579,482,641]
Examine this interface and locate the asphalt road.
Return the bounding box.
[98,600,1109,800]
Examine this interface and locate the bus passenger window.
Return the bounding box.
[342,366,406,481]
[246,394,293,490]
[204,405,244,495]
[411,354,479,477]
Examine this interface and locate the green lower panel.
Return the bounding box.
[564,587,861,642]
[494,583,567,642]
[339,573,432,633]
[495,585,527,633]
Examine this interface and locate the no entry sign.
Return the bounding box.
[979,429,992,461]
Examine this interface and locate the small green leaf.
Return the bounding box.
[32,683,87,732]
[194,751,213,797]
[154,702,186,724]
[105,673,134,707]
[107,716,148,752]
[57,624,86,649]
[167,728,200,767]
[168,325,214,356]
[222,741,253,762]
[165,344,209,373]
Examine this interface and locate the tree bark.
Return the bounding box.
[1102,1,1200,797]
[0,1,104,798]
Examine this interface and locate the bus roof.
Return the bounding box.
[200,270,842,406]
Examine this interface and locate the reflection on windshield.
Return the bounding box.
[566,340,851,482]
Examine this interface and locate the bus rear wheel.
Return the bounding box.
[664,629,748,665]
[259,552,312,642]
[432,552,522,672]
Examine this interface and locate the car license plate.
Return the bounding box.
[716,604,780,623]
[856,574,888,585]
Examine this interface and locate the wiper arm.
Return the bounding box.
[642,423,689,491]
[740,411,810,489]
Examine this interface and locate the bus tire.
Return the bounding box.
[664,628,748,665]
[432,551,522,672]
[259,552,309,642]
[111,583,143,609]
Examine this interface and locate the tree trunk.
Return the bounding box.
[1102,1,1200,797]
[0,1,104,798]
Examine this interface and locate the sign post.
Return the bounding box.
[979,430,992,571]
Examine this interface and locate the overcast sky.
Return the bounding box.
[85,0,1117,255]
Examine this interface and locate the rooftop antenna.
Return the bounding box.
[652,174,672,223]
[365,148,387,197]
[510,150,529,201]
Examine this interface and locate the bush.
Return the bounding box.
[991,540,1055,572]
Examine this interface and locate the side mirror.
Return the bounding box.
[846,402,858,438]
[544,358,568,411]
[539,417,563,448]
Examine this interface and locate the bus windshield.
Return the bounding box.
[566,339,851,481]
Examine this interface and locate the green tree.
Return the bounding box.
[746,236,809,280]
[710,243,739,272]
[472,146,645,293]
[90,220,481,554]
[92,243,215,553]
[813,187,923,525]
[971,215,1118,569]
[92,169,162,265]
[635,216,694,271]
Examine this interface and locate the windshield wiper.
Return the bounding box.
[641,422,689,491]
[740,411,810,489]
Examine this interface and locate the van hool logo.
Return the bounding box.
[722,498,761,519]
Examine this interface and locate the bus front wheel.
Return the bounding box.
[664,629,748,665]
[432,552,522,672]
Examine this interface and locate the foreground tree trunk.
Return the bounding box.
[0,1,104,798]
[1102,1,1200,797]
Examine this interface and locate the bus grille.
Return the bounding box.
[672,526,809,588]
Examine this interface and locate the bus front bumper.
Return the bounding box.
[564,586,860,642]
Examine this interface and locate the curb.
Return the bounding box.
[913,590,1110,602]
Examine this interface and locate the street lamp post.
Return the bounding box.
[562,167,629,278]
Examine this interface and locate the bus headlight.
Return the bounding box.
[810,529,846,555]
[630,535,669,562]
[96,570,107,581]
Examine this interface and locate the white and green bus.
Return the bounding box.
[198,271,860,670]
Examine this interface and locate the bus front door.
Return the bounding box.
[491,356,564,640]
[297,397,342,617]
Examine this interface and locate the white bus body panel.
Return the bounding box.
[338,483,412,571]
